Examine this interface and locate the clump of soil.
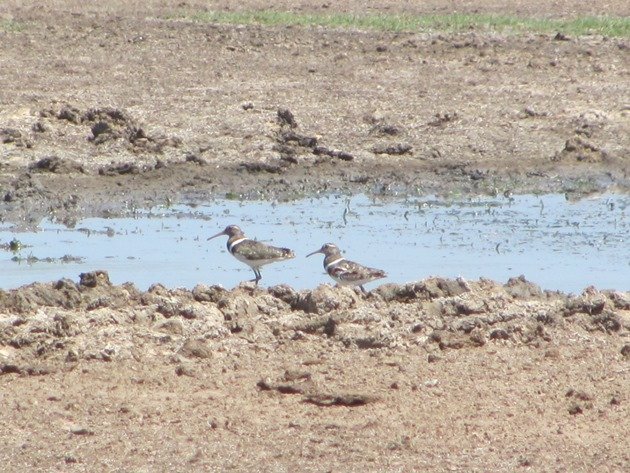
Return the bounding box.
[43,104,182,153]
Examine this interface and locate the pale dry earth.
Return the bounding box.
[0,272,629,472]
[0,1,629,472]
[0,0,629,225]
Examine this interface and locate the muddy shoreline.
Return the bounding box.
[1,1,629,471]
[3,154,627,228]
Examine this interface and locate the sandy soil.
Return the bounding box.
[0,1,629,471]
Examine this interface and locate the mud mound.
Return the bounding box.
[40,104,182,154]
[29,156,85,174]
[552,136,612,163]
[1,271,627,370]
[242,108,356,174]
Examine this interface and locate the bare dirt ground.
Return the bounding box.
[1,0,629,226]
[0,1,629,471]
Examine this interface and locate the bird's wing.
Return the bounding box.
[329,259,386,282]
[236,239,295,260]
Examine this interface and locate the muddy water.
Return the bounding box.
[1,194,628,293]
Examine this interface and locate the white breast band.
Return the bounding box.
[228,237,248,253]
[325,257,345,270]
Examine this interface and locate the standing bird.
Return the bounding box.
[307,243,386,293]
[208,225,295,285]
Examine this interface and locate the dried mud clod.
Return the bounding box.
[303,393,378,407]
[551,136,611,163]
[41,104,182,154]
[566,388,594,415]
[29,156,85,174]
[79,270,111,288]
[257,373,377,408]
[0,127,32,148]
[369,123,402,136]
[427,111,459,127]
[371,143,413,155]
[276,108,298,129]
[264,108,355,167]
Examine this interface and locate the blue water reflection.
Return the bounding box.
[1,194,628,293]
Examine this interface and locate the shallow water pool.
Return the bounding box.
[1,193,628,293]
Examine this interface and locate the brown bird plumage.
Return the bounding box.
[208,225,295,285]
[307,243,386,293]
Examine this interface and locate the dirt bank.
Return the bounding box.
[0,271,628,471]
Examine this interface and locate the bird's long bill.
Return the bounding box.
[207,230,226,241]
[306,249,322,258]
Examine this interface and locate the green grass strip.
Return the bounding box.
[185,11,630,37]
[0,19,24,32]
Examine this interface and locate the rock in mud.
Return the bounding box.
[369,123,402,136]
[0,362,52,376]
[427,111,459,127]
[591,311,622,333]
[374,283,423,302]
[286,314,337,336]
[489,328,510,340]
[312,145,354,161]
[504,276,543,299]
[442,295,487,316]
[239,161,286,174]
[83,107,131,124]
[191,284,228,303]
[430,329,486,350]
[31,121,50,133]
[564,294,606,316]
[566,388,594,414]
[29,156,85,174]
[376,278,473,303]
[90,121,114,143]
[605,291,630,310]
[217,293,258,320]
[156,318,184,335]
[0,128,31,147]
[267,284,300,307]
[426,277,474,298]
[0,280,81,314]
[98,163,141,175]
[336,324,395,349]
[371,143,413,155]
[174,363,196,377]
[178,339,212,359]
[303,392,378,407]
[56,105,82,124]
[184,153,206,165]
[257,378,307,395]
[277,108,298,128]
[552,136,610,163]
[79,270,111,288]
[295,285,359,315]
[278,130,318,148]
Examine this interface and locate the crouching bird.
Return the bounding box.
[208,225,295,285]
[307,243,386,293]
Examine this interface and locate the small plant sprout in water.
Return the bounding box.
[9,238,23,253]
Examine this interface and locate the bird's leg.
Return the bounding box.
[251,268,262,285]
[360,285,368,295]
